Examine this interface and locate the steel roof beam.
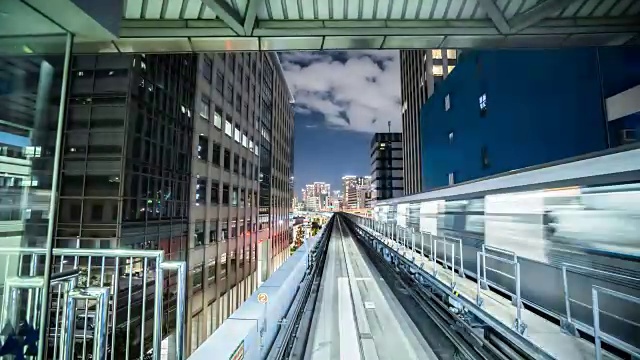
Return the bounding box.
[119,18,640,38]
[475,0,512,34]
[510,0,579,33]
[243,0,262,36]
[200,0,246,35]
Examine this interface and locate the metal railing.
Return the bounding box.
[476,246,525,334]
[592,286,640,360]
[561,263,640,338]
[0,247,186,360]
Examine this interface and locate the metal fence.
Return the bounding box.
[0,247,186,360]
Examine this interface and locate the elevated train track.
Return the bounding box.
[270,214,532,360]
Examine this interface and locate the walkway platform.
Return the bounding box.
[358,224,618,360]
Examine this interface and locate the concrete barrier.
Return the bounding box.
[189,229,325,360]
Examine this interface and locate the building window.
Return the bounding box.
[203,55,212,83]
[479,93,487,113]
[195,178,206,206]
[222,184,229,205]
[233,154,240,174]
[249,138,254,152]
[211,142,221,166]
[444,94,450,111]
[200,96,210,119]
[240,188,245,207]
[234,125,241,143]
[242,132,248,148]
[448,172,455,186]
[213,108,222,128]
[210,220,218,243]
[225,83,233,103]
[197,135,208,161]
[235,94,241,113]
[433,65,443,76]
[241,158,247,177]
[211,181,219,204]
[432,49,443,59]
[223,149,231,170]
[621,129,637,144]
[447,49,457,59]
[215,71,224,93]
[232,187,238,206]
[481,145,490,169]
[225,118,233,137]
[447,65,455,74]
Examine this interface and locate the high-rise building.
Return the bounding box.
[301,182,330,210]
[370,132,403,202]
[187,52,259,353]
[259,53,294,280]
[400,49,458,195]
[419,47,640,190]
[342,176,370,209]
[57,53,197,353]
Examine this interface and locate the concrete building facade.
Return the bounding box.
[180,51,293,355]
[420,47,640,191]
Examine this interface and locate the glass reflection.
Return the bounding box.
[0,33,71,358]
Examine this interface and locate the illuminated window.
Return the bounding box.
[447,65,455,74]
[447,49,457,59]
[432,65,443,76]
[431,49,443,59]
[213,109,222,128]
[479,93,487,110]
[234,126,241,143]
[225,119,233,137]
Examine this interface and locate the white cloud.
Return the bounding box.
[280,50,402,133]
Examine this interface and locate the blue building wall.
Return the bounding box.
[420,47,640,191]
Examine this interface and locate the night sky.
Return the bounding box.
[279,51,402,197]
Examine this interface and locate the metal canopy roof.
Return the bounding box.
[72,0,640,53]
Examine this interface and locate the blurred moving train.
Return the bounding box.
[373,145,640,350]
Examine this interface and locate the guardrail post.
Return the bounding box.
[513,263,526,335]
[420,232,424,265]
[560,265,578,335]
[160,261,187,360]
[592,288,602,360]
[432,240,438,276]
[476,252,484,306]
[62,287,111,360]
[411,230,416,262]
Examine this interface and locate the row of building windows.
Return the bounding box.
[195,179,257,208]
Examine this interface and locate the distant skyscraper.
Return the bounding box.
[370,132,403,202]
[400,49,458,195]
[302,182,330,210]
[342,176,370,209]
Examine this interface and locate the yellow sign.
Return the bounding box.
[257,292,268,304]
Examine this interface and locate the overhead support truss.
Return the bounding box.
[200,0,262,36]
[474,0,586,34]
[119,17,640,39]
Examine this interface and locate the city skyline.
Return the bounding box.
[282,51,402,198]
